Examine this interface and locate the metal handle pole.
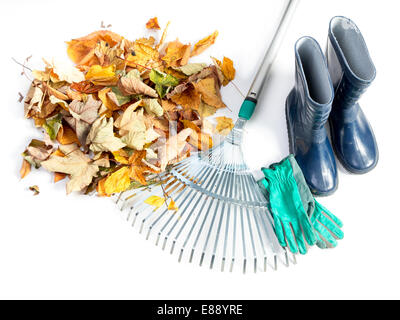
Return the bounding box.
[247,0,299,101]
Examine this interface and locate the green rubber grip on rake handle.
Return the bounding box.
[238,98,257,120]
[238,0,298,121]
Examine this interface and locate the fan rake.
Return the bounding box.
[114,0,299,273]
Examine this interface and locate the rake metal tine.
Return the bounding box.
[144,178,188,242]
[187,155,233,263]
[241,176,259,273]
[219,164,236,271]
[159,162,215,249]
[209,162,236,270]
[198,158,233,268]
[165,160,220,253]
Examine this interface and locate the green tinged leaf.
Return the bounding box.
[126,69,142,80]
[173,63,207,76]
[149,69,179,98]
[22,151,41,169]
[111,86,132,105]
[43,114,62,140]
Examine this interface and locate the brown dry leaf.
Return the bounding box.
[67,30,123,66]
[69,95,101,124]
[191,31,218,57]
[128,150,159,185]
[198,101,217,118]
[161,99,178,112]
[158,128,192,170]
[104,166,131,195]
[29,185,40,196]
[94,40,124,67]
[98,87,120,114]
[43,83,69,100]
[193,77,226,109]
[85,65,118,86]
[20,159,31,179]
[215,116,234,135]
[170,85,201,111]
[118,76,158,97]
[26,139,54,162]
[162,40,191,67]
[24,81,44,118]
[213,56,236,86]
[146,17,161,30]
[70,81,105,94]
[57,124,81,146]
[181,120,212,151]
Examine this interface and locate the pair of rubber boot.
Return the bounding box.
[286,16,378,196]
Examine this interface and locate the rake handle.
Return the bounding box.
[238,0,300,120]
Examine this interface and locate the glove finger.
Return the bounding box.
[316,234,328,249]
[300,216,317,246]
[314,221,338,248]
[315,200,343,228]
[318,214,344,240]
[261,167,276,182]
[291,221,308,255]
[314,230,327,249]
[283,222,299,254]
[273,214,287,248]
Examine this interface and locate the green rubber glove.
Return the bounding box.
[261,158,316,255]
[288,155,344,249]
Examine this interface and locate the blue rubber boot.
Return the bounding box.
[286,37,337,196]
[326,16,378,174]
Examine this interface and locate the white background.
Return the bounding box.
[0,0,399,300]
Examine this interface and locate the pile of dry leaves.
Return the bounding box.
[19,18,235,197]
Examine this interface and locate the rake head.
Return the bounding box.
[114,119,295,273]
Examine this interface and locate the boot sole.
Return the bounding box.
[285,91,338,197]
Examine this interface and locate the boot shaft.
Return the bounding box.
[293,37,334,142]
[327,16,376,110]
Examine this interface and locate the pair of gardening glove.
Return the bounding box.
[258,155,344,255]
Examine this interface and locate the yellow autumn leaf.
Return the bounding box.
[144,195,165,209]
[57,124,81,146]
[162,40,191,67]
[213,56,236,86]
[181,120,213,151]
[98,87,120,112]
[146,17,161,30]
[104,166,131,195]
[168,199,179,211]
[191,31,218,57]
[215,116,234,136]
[20,159,31,179]
[67,30,123,66]
[112,150,130,164]
[126,42,161,70]
[85,65,118,86]
[193,77,226,109]
[96,177,109,197]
